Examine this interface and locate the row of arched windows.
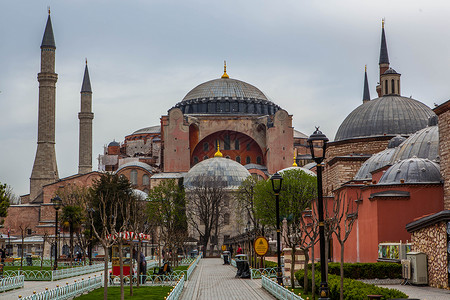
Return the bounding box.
[129,170,150,186]
[193,155,262,165]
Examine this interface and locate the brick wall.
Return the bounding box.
[435,102,450,210]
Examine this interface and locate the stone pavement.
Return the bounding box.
[0,271,104,299]
[377,284,450,300]
[180,258,274,300]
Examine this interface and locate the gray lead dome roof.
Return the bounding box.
[354,148,396,180]
[184,157,250,189]
[379,157,441,184]
[172,77,281,115]
[335,95,434,141]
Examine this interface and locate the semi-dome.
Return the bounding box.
[172,76,281,115]
[184,157,250,189]
[354,148,396,180]
[389,125,439,164]
[278,166,316,177]
[335,95,434,141]
[379,157,441,184]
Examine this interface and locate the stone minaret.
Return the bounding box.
[30,11,59,201]
[78,61,94,174]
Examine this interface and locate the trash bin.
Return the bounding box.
[235,254,250,278]
[223,251,230,265]
[26,255,32,266]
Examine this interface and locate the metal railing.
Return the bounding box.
[4,270,52,281]
[166,276,185,300]
[52,262,108,281]
[19,275,102,300]
[0,275,24,292]
[261,275,303,300]
[109,273,184,286]
[186,254,201,280]
[250,267,278,279]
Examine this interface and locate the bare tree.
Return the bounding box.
[185,175,226,256]
[331,191,360,300]
[18,223,30,269]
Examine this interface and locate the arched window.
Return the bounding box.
[224,213,230,225]
[224,135,230,150]
[143,174,150,186]
[391,79,395,94]
[235,139,240,150]
[246,143,251,151]
[246,156,251,164]
[256,156,262,165]
[385,80,388,94]
[236,156,241,163]
[203,143,209,152]
[130,170,138,185]
[203,155,208,160]
[225,155,230,159]
[193,156,199,164]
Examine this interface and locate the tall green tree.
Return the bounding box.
[253,169,317,289]
[147,178,187,264]
[61,205,84,266]
[0,183,11,222]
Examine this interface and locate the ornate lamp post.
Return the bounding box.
[307,127,329,300]
[270,171,283,285]
[52,195,62,270]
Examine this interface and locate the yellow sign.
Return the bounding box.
[221,245,227,251]
[254,236,269,256]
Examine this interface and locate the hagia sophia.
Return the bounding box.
[2,13,450,289]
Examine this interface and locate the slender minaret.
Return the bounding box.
[363,65,370,103]
[376,19,390,97]
[78,60,94,174]
[30,9,59,201]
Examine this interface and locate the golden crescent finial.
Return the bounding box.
[382,18,385,28]
[85,58,88,65]
[214,142,223,157]
[365,64,367,72]
[48,6,51,15]
[293,156,298,167]
[222,60,229,78]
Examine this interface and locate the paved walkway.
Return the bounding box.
[180,258,274,300]
[0,271,104,299]
[377,284,450,300]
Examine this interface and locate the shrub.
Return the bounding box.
[309,262,402,279]
[295,269,407,300]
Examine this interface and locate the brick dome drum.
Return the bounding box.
[172,77,281,115]
[335,95,435,141]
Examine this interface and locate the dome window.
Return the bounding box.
[193,156,199,164]
[236,156,241,163]
[246,156,251,164]
[203,143,209,152]
[235,139,240,150]
[257,156,262,165]
[130,170,138,185]
[143,174,149,186]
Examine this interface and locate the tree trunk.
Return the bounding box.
[129,241,134,296]
[290,248,296,290]
[303,251,309,294]
[137,241,141,288]
[103,244,109,300]
[20,235,24,269]
[119,240,124,300]
[70,223,74,267]
[311,244,316,300]
[40,238,45,270]
[340,241,345,300]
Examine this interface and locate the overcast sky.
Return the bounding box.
[1,0,450,196]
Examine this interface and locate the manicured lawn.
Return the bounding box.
[173,265,188,271]
[292,288,315,300]
[74,286,173,299]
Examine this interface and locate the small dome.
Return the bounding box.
[108,141,120,147]
[172,77,281,115]
[335,95,434,141]
[184,157,250,189]
[388,135,406,148]
[428,115,438,126]
[133,189,148,200]
[389,125,439,164]
[278,166,316,177]
[132,125,161,135]
[379,157,441,184]
[303,162,317,170]
[354,148,396,180]
[383,68,399,75]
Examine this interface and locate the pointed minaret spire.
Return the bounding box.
[78,59,94,174]
[221,60,229,78]
[363,65,370,103]
[81,59,92,93]
[379,19,389,65]
[41,8,55,49]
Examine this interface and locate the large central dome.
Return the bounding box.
[335,95,434,141]
[172,76,281,115]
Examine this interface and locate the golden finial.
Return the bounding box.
[365,64,367,72]
[293,156,298,167]
[382,18,385,28]
[222,60,229,79]
[85,58,88,65]
[214,142,223,157]
[48,6,51,15]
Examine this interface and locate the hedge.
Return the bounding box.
[309,262,402,279]
[295,269,408,300]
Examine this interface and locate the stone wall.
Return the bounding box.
[435,101,450,210]
[411,222,448,288]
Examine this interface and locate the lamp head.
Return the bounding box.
[307,127,329,163]
[52,195,62,211]
[270,172,283,194]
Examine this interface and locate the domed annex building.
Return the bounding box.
[323,22,450,288]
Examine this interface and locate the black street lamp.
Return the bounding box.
[270,171,283,285]
[52,195,62,270]
[307,127,330,300]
